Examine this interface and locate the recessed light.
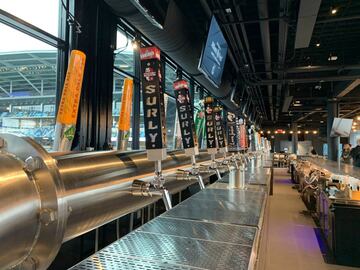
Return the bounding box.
[289,131,293,134]
[320,120,324,123]
[357,116,360,121]
[328,55,338,61]
[316,43,320,47]
[295,100,301,103]
[331,7,338,15]
[313,131,318,134]
[305,130,309,134]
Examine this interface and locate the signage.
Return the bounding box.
[227,112,239,151]
[213,106,227,149]
[239,120,247,149]
[118,78,134,131]
[198,16,228,87]
[204,97,217,150]
[57,50,86,125]
[173,79,198,154]
[140,46,167,157]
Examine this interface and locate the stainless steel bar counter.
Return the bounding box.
[303,156,360,179]
[298,156,360,267]
[69,166,271,270]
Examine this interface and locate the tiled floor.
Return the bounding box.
[265,168,359,270]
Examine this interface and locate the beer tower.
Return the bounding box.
[173,79,205,189]
[132,46,172,210]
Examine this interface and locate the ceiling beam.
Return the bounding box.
[257,0,274,121]
[252,74,360,85]
[294,0,322,49]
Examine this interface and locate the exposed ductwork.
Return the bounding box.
[257,0,274,121]
[294,0,322,49]
[275,0,289,121]
[104,0,238,110]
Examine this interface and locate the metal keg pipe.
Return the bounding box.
[0,134,221,270]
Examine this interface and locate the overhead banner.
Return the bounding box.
[140,46,167,160]
[214,106,227,152]
[227,112,239,151]
[173,79,199,156]
[204,97,217,153]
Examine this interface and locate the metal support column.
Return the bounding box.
[292,122,298,154]
[327,99,339,161]
[132,37,141,150]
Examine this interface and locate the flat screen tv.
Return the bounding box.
[330,117,353,137]
[198,16,228,88]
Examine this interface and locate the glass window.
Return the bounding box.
[164,94,180,150]
[165,64,177,95]
[0,23,57,150]
[112,72,134,150]
[114,30,134,75]
[0,0,60,37]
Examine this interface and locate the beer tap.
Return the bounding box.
[132,46,172,210]
[173,79,205,189]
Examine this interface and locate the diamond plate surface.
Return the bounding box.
[163,202,261,226]
[98,231,252,270]
[70,252,198,270]
[219,169,269,185]
[191,188,265,206]
[138,217,257,246]
[209,182,267,192]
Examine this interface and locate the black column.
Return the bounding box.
[292,122,298,154]
[327,99,339,161]
[72,0,116,150]
[132,39,141,150]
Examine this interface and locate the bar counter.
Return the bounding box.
[301,156,360,267]
[70,164,271,270]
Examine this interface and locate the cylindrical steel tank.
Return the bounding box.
[0,134,219,269]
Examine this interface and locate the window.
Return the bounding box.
[0,22,57,150]
[112,72,134,150]
[114,30,134,75]
[165,63,177,95]
[0,0,60,37]
[112,29,135,150]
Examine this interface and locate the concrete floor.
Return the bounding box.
[265,168,359,270]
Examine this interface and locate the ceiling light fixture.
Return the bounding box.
[297,131,301,134]
[357,116,360,121]
[328,54,338,61]
[331,7,338,15]
[290,131,294,134]
[225,8,232,14]
[313,130,318,134]
[131,40,139,50]
[316,43,320,47]
[305,130,309,134]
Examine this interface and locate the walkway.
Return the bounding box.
[265,168,359,270]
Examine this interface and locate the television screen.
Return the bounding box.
[330,117,353,137]
[198,16,228,87]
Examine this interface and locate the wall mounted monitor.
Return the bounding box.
[198,16,228,88]
[330,117,353,137]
